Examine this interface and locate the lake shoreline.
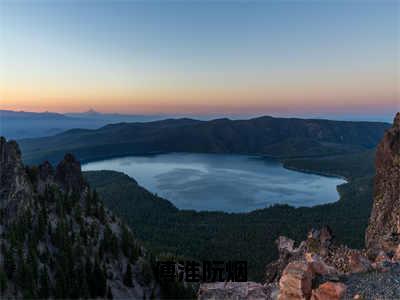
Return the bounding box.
[281,163,349,182]
[83,152,346,212]
[80,151,350,182]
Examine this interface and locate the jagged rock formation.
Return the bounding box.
[264,236,307,283]
[0,137,159,299]
[54,153,85,193]
[366,112,400,257]
[0,137,32,220]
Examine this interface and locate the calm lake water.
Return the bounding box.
[82,153,346,213]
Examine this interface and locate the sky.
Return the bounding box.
[0,1,399,119]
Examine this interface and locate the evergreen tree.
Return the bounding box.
[123,263,133,287]
[92,190,99,204]
[3,245,16,279]
[0,269,7,295]
[91,259,107,297]
[17,257,36,298]
[121,225,133,257]
[85,190,93,216]
[54,265,68,298]
[37,203,47,240]
[38,266,50,299]
[80,263,90,299]
[98,204,106,224]
[107,286,113,299]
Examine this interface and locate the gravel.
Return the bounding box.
[344,263,400,299]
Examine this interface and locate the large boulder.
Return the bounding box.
[311,282,346,300]
[265,236,306,283]
[365,112,400,257]
[278,261,314,300]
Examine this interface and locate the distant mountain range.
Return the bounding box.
[1,109,395,140]
[65,109,164,123]
[0,109,164,139]
[19,115,390,165]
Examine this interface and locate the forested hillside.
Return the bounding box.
[0,138,159,298]
[19,116,389,165]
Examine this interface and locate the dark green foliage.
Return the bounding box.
[25,165,39,185]
[3,244,16,279]
[37,197,48,239]
[16,256,36,298]
[98,203,106,223]
[120,224,141,264]
[107,286,113,299]
[283,149,376,180]
[0,208,5,225]
[38,266,50,299]
[54,265,67,298]
[90,259,107,297]
[0,269,7,294]
[123,264,133,287]
[101,225,119,257]
[78,262,90,299]
[159,281,197,299]
[153,254,197,300]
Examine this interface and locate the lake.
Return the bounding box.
[82,153,346,213]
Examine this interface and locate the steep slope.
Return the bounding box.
[366,112,400,257]
[0,137,159,298]
[19,116,389,165]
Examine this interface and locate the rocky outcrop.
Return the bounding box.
[366,112,400,257]
[55,153,85,193]
[0,137,32,219]
[200,223,398,299]
[265,236,307,283]
[0,137,159,299]
[310,282,346,300]
[278,261,313,299]
[35,161,52,192]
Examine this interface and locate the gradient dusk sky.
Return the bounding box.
[0,1,399,117]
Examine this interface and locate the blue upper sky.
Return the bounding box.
[0,1,399,120]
